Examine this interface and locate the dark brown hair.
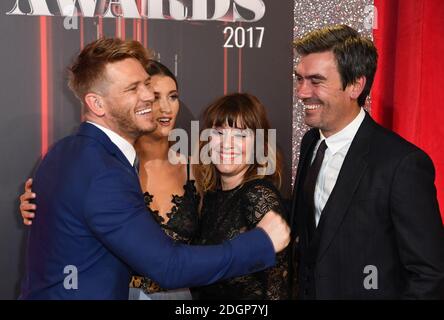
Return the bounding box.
[146,60,178,90]
[194,93,283,193]
[294,25,378,107]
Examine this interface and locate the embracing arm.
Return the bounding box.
[84,168,282,289]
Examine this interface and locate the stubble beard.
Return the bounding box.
[109,107,157,141]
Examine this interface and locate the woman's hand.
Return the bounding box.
[19,178,36,226]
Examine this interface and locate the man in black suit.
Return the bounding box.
[290,25,444,299]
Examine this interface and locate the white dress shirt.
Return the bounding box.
[311,108,366,226]
[87,121,137,167]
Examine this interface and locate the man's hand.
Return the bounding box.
[257,211,290,253]
[19,178,36,226]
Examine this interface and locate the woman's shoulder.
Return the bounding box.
[241,178,282,198]
[240,178,286,220]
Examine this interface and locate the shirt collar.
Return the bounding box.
[319,108,366,155]
[87,121,136,166]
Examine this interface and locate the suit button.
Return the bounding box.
[295,236,300,244]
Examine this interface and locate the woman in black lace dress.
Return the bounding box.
[192,93,289,299]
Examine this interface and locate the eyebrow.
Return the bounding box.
[124,76,151,90]
[294,72,327,81]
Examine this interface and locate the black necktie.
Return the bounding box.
[303,139,328,239]
[133,156,140,177]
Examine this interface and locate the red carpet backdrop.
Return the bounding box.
[0,0,442,300]
[372,0,444,221]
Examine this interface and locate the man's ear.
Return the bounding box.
[349,76,366,100]
[84,93,105,117]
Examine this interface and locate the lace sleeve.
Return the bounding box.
[264,250,289,299]
[243,181,286,226]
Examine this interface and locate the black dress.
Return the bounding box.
[129,163,200,294]
[191,178,289,300]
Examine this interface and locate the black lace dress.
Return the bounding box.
[129,163,200,294]
[191,178,289,300]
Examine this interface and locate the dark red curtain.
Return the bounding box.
[372,0,444,221]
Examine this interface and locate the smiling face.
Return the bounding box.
[209,121,254,180]
[100,58,156,140]
[150,75,180,139]
[295,51,361,137]
[196,93,282,192]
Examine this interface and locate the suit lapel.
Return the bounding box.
[290,129,319,240]
[316,113,374,262]
[76,122,134,172]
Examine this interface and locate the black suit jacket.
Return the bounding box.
[290,112,444,299]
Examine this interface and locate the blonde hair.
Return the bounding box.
[68,38,153,104]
